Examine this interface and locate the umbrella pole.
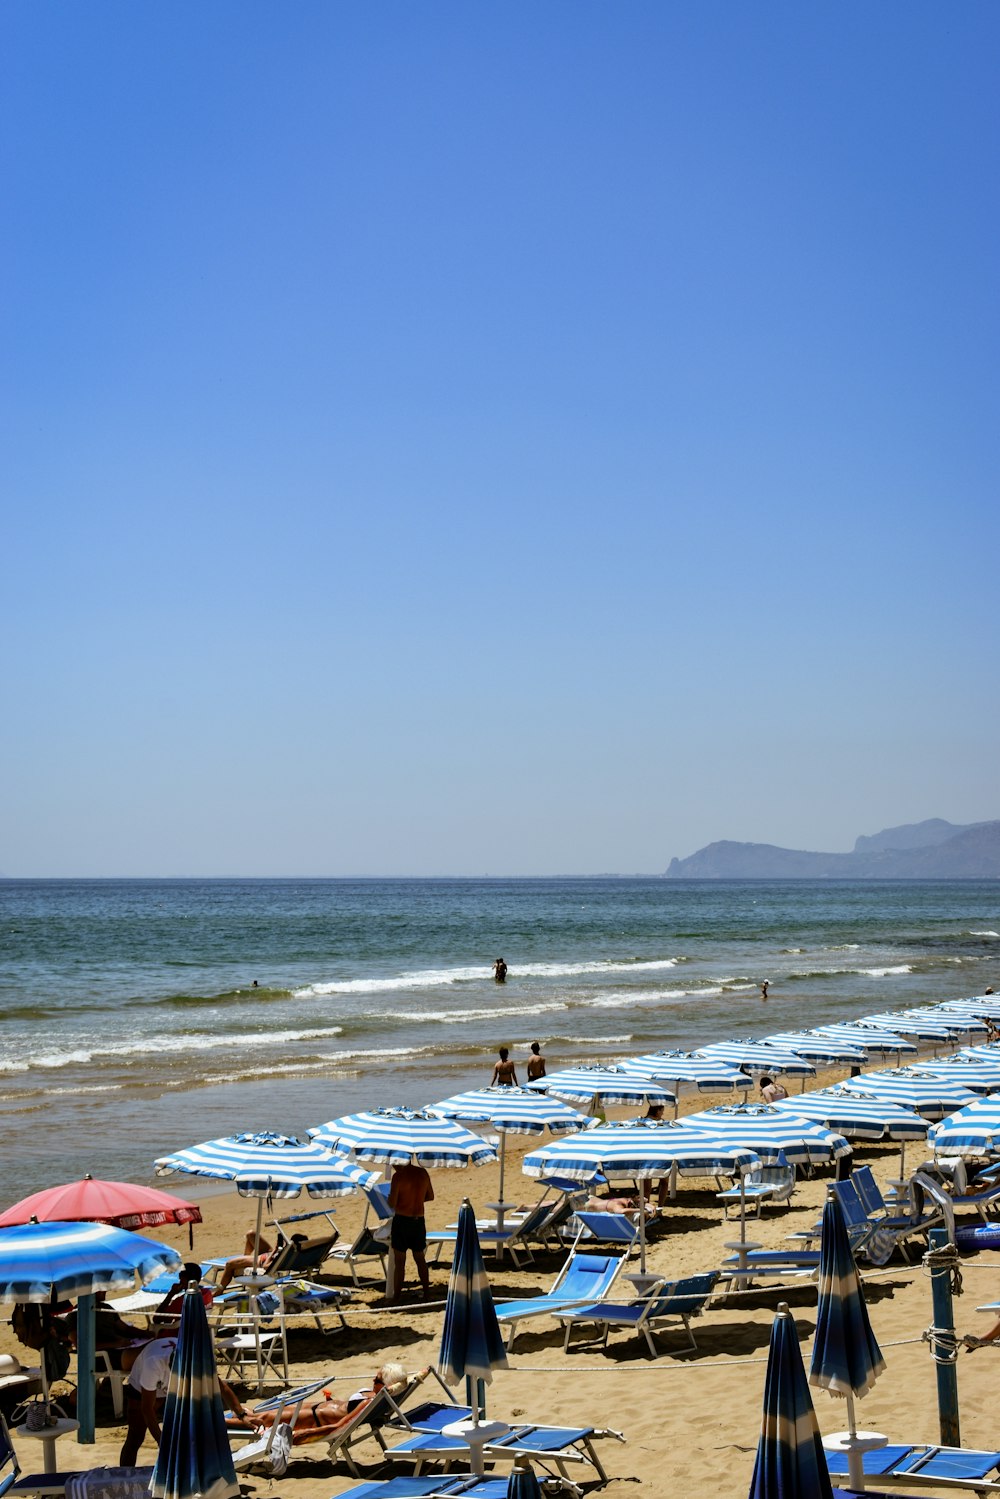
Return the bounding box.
[496,1131,508,1252]
[76,1293,96,1444]
[638,1194,647,1275]
[845,1393,865,1492]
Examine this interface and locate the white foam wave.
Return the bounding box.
[395,1001,570,1025]
[27,1025,346,1070]
[969,931,999,939]
[860,965,913,977]
[294,955,685,999]
[42,1084,124,1096]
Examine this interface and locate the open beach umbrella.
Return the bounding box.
[908,1055,1000,1094]
[0,1176,202,1237]
[759,1033,867,1067]
[838,1070,977,1119]
[809,1192,887,1491]
[524,1065,675,1114]
[426,1087,590,1229]
[814,1025,917,1061]
[771,1089,929,1175]
[0,1219,181,1441]
[438,1200,509,1474]
[936,995,1000,1022]
[151,1284,239,1499]
[960,1044,1000,1062]
[859,1013,962,1043]
[619,1051,753,1102]
[928,1095,1000,1159]
[748,1303,834,1499]
[684,1104,852,1166]
[697,1041,816,1081]
[309,1109,498,1167]
[523,1118,761,1272]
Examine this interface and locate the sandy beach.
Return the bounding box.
[4,1058,1000,1499]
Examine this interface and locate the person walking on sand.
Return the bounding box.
[492,958,508,984]
[388,1161,434,1302]
[491,1047,518,1086]
[526,1041,546,1082]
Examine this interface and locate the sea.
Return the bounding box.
[1,877,998,1202]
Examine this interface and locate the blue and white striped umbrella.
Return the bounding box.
[151,1285,239,1499]
[928,1096,1000,1158]
[154,1132,379,1198]
[522,1118,761,1183]
[748,1303,834,1499]
[770,1089,929,1142]
[936,995,1000,1021]
[907,1055,1000,1094]
[838,1069,977,1119]
[619,1051,753,1094]
[309,1109,498,1167]
[809,1192,886,1490]
[858,1012,961,1042]
[525,1065,675,1111]
[760,1032,867,1066]
[439,1199,508,1389]
[698,1041,816,1078]
[960,1044,1000,1063]
[684,1104,852,1165]
[813,1024,917,1058]
[0,1219,181,1302]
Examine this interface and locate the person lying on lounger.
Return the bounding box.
[217,1231,310,1290]
[238,1362,413,1431]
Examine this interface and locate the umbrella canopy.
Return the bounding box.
[683,1104,852,1166]
[960,1044,1000,1062]
[522,1118,762,1183]
[0,1219,181,1302]
[525,1065,675,1110]
[857,1012,961,1042]
[154,1131,379,1197]
[838,1070,977,1119]
[770,1090,929,1143]
[813,1025,917,1059]
[151,1285,239,1499]
[928,1095,1000,1158]
[619,1051,753,1093]
[439,1200,509,1389]
[309,1109,498,1167]
[908,1056,1000,1094]
[809,1192,887,1490]
[748,1304,835,1499]
[936,995,1000,1021]
[508,1460,543,1499]
[760,1033,867,1066]
[426,1086,590,1136]
[0,1176,202,1232]
[697,1041,816,1078]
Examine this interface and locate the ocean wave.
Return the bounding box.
[969,931,999,939]
[859,965,913,977]
[22,1024,346,1070]
[294,955,686,999]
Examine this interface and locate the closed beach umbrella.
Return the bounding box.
[838,1070,977,1119]
[525,1065,675,1113]
[748,1304,834,1499]
[928,1095,1000,1159]
[309,1108,498,1167]
[760,1033,867,1067]
[620,1051,753,1099]
[698,1041,816,1079]
[910,1056,1000,1094]
[427,1088,590,1229]
[151,1285,239,1499]
[507,1458,543,1499]
[809,1193,887,1491]
[0,1176,202,1235]
[438,1200,509,1474]
[814,1025,917,1060]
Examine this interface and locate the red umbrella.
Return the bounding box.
[0,1175,202,1236]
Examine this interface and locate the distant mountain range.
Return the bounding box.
[664,819,1000,879]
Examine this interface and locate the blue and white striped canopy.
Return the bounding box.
[813,1025,917,1057]
[0,1220,181,1301]
[908,1056,1000,1094]
[913,1009,989,1039]
[155,1132,380,1198]
[760,1032,867,1065]
[619,1051,753,1092]
[151,1286,239,1499]
[523,1119,761,1181]
[525,1065,675,1108]
[858,1012,961,1041]
[749,1305,835,1499]
[684,1104,851,1164]
[426,1087,591,1136]
[928,1096,1000,1158]
[838,1070,977,1119]
[936,995,1000,1021]
[697,1041,816,1078]
[809,1192,886,1400]
[771,1090,929,1142]
[309,1109,497,1167]
[960,1044,1000,1063]
[439,1200,508,1387]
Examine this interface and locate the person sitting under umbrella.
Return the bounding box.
[55,1292,151,1372]
[155,1262,216,1327]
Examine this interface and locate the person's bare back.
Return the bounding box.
[389,1163,434,1218]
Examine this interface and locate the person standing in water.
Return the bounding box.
[493,958,508,984]
[526,1041,546,1081]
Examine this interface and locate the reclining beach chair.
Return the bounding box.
[563,1211,640,1254]
[429,1198,569,1269]
[824,1440,1000,1491]
[789,1181,916,1266]
[716,1160,796,1219]
[0,1412,154,1499]
[382,1400,624,1484]
[495,1250,624,1349]
[329,1481,547,1499]
[717,1247,820,1289]
[325,1184,392,1285]
[557,1270,720,1358]
[852,1166,942,1234]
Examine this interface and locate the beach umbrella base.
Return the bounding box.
[442,1417,510,1476]
[822,1427,888,1491]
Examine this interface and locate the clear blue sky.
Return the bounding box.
[3,3,997,876]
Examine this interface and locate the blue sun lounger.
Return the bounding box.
[495,1250,624,1348]
[332,1482,511,1499]
[383,1400,623,1483]
[557,1271,720,1357]
[824,1442,1000,1491]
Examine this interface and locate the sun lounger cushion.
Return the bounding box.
[825,1442,1000,1484]
[956,1223,1000,1250]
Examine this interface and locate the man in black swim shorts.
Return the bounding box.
[388,1162,434,1302]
